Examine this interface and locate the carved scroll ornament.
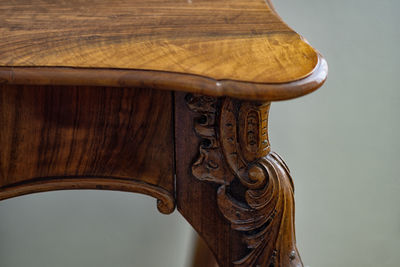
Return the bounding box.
[186,94,303,267]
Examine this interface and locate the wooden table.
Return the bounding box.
[0,0,327,266]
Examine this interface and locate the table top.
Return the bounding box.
[0,0,327,100]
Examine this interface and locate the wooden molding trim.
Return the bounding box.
[0,177,175,214]
[0,54,327,101]
[186,94,302,266]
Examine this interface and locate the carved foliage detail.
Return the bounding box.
[186,94,303,267]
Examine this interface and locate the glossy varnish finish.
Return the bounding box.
[0,0,327,101]
[0,85,175,214]
[175,92,233,266]
[177,93,302,266]
[0,1,328,266]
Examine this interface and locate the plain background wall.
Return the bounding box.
[271,0,400,266]
[0,0,399,266]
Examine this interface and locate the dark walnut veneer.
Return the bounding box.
[0,0,328,266]
[0,86,175,214]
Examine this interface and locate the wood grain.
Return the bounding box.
[178,93,303,266]
[175,92,234,266]
[0,1,327,265]
[0,0,327,100]
[0,57,327,101]
[0,85,175,213]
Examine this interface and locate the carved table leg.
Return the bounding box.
[175,92,303,267]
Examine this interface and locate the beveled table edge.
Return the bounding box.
[0,54,327,101]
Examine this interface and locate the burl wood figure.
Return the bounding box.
[0,0,327,266]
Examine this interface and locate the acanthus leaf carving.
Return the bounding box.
[186,93,303,267]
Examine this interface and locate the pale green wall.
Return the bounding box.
[0,191,194,267]
[1,0,399,266]
[271,1,400,266]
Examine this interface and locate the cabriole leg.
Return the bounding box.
[175,93,303,267]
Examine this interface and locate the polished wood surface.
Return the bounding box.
[0,62,327,101]
[0,85,175,214]
[0,1,327,266]
[175,92,233,266]
[0,0,327,101]
[177,93,302,266]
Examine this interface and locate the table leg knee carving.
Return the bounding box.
[185,94,303,267]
